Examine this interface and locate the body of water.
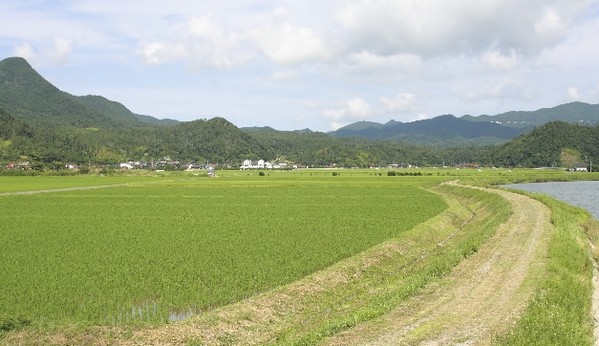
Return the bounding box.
[503,181,599,219]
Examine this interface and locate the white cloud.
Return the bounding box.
[534,7,564,37]
[135,9,333,69]
[270,70,298,82]
[14,36,73,66]
[343,51,422,74]
[459,78,528,102]
[322,97,373,129]
[481,49,518,70]
[48,36,73,65]
[413,113,432,121]
[247,22,331,65]
[14,43,35,61]
[568,87,581,100]
[187,14,223,40]
[272,6,289,17]
[137,13,243,69]
[335,0,589,58]
[379,93,416,113]
[137,42,186,65]
[538,15,599,68]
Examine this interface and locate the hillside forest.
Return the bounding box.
[1,57,598,172]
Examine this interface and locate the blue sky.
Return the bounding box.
[1,0,599,131]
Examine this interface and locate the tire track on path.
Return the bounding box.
[324,185,552,345]
[0,179,170,196]
[0,184,129,196]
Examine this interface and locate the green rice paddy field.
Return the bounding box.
[0,171,448,328]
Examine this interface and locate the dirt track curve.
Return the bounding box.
[324,186,552,345]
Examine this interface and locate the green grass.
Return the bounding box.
[0,175,160,193]
[0,175,446,328]
[497,193,597,345]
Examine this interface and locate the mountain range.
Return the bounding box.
[1,56,599,148]
[329,102,599,146]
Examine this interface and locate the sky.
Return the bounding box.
[1,0,599,131]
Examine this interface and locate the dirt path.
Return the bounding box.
[0,184,129,196]
[324,186,552,345]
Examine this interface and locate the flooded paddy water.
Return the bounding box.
[503,181,599,219]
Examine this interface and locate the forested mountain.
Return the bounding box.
[0,107,32,139]
[0,57,175,128]
[492,121,599,168]
[463,102,599,129]
[0,116,267,166]
[330,115,524,146]
[77,95,178,127]
[245,128,457,167]
[1,56,598,170]
[332,102,599,146]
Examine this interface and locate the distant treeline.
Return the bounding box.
[1,107,598,171]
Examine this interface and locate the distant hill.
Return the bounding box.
[0,57,176,128]
[331,102,599,146]
[168,117,268,161]
[331,114,525,146]
[77,95,178,127]
[463,102,599,129]
[492,121,599,167]
[240,126,278,133]
[241,126,313,134]
[338,120,386,131]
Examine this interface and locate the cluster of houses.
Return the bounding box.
[240,159,289,170]
[568,163,590,172]
[119,158,179,170]
[4,161,31,170]
[2,156,592,173]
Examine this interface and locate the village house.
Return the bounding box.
[272,162,288,169]
[240,159,288,170]
[119,161,147,170]
[119,162,134,169]
[4,161,31,170]
[571,163,589,172]
[241,159,269,170]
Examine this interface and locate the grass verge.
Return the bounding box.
[497,192,599,346]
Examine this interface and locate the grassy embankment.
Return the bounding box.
[457,171,599,345]
[0,175,159,193]
[496,192,599,345]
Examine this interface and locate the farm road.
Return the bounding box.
[324,185,552,345]
[0,183,129,196]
